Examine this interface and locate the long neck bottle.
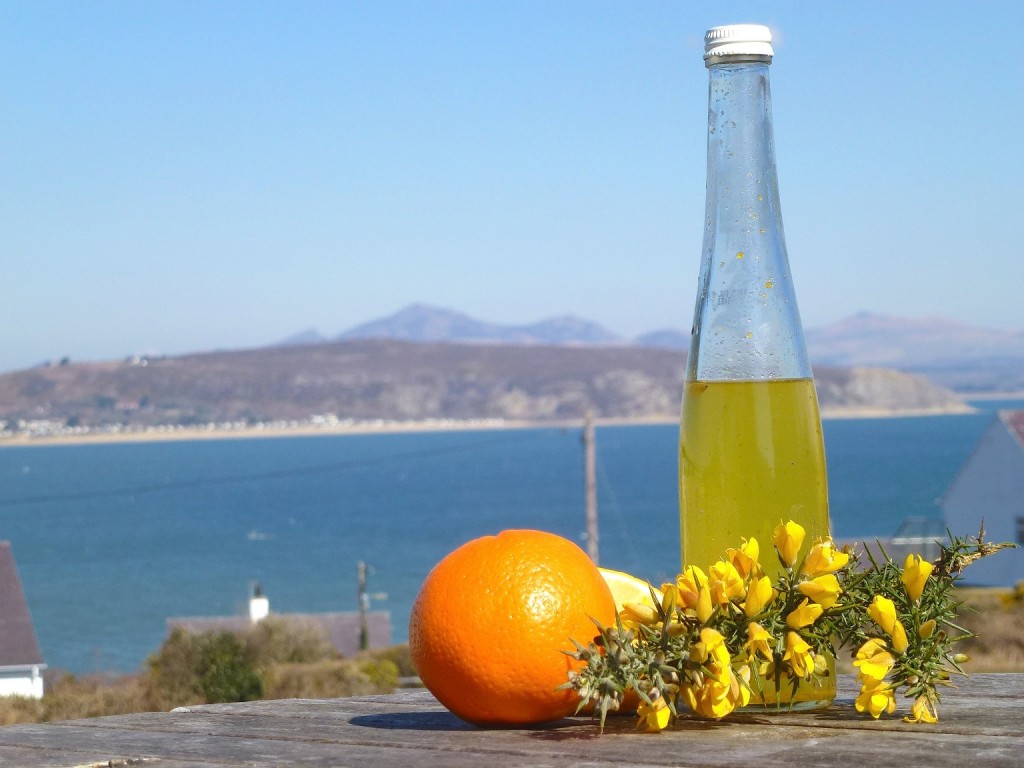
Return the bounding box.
[679,24,833,708]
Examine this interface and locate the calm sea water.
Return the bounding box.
[1,400,1020,675]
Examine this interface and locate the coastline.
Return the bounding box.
[955,390,1024,401]
[0,404,983,448]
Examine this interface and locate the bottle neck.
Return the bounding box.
[704,62,779,224]
[688,61,811,382]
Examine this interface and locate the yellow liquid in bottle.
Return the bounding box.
[679,377,834,708]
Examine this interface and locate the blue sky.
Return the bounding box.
[2,1,1022,373]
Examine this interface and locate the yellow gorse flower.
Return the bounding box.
[796,573,842,609]
[902,553,934,602]
[681,629,750,720]
[726,537,760,579]
[637,695,672,732]
[853,638,895,682]
[852,635,898,719]
[904,695,938,724]
[695,582,713,623]
[690,627,731,668]
[745,621,773,661]
[867,595,898,633]
[855,677,896,719]
[743,575,775,617]
[681,673,745,720]
[772,520,806,567]
[890,619,909,654]
[619,601,660,629]
[708,559,745,605]
[785,597,823,629]
[919,619,936,639]
[867,595,909,653]
[782,631,814,678]
[674,565,708,612]
[802,537,850,576]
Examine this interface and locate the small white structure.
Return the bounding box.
[249,583,270,623]
[0,542,47,699]
[942,410,1024,586]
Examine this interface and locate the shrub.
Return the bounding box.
[371,644,418,679]
[196,632,263,704]
[146,628,205,709]
[242,616,338,666]
[359,658,400,691]
[262,658,396,700]
[146,628,261,708]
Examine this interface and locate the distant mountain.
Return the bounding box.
[633,329,689,350]
[336,304,621,346]
[516,315,620,345]
[806,312,1024,393]
[274,307,1022,393]
[277,328,327,346]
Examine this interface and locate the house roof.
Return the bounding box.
[1002,410,1024,448]
[167,611,391,659]
[0,541,46,668]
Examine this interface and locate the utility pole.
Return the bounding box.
[583,411,599,565]
[357,561,369,651]
[357,561,388,652]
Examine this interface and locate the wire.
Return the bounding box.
[593,437,643,569]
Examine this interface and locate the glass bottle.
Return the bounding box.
[679,24,834,709]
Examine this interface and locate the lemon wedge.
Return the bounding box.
[598,567,663,611]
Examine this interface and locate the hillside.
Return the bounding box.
[0,339,970,437]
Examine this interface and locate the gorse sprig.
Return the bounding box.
[567,523,1014,732]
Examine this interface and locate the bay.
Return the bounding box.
[0,400,1018,676]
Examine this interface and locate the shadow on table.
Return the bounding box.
[351,711,605,734]
[351,711,474,731]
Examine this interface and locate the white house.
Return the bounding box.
[941,410,1024,586]
[0,541,46,699]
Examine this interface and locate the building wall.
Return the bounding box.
[0,667,44,699]
[943,416,1024,586]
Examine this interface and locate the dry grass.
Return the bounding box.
[263,658,397,700]
[954,587,1024,672]
[0,631,411,726]
[0,673,151,726]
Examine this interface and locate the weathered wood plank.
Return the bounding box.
[0,751,229,768]
[0,675,1020,768]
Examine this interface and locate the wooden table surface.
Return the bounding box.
[1,674,1021,767]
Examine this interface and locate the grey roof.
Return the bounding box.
[167,611,391,659]
[1003,410,1024,448]
[0,541,46,668]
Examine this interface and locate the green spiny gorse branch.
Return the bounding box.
[569,524,1016,731]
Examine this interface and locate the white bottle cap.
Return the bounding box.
[704,24,774,61]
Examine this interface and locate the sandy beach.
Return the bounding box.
[0,403,986,449]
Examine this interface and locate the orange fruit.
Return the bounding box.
[408,529,616,726]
